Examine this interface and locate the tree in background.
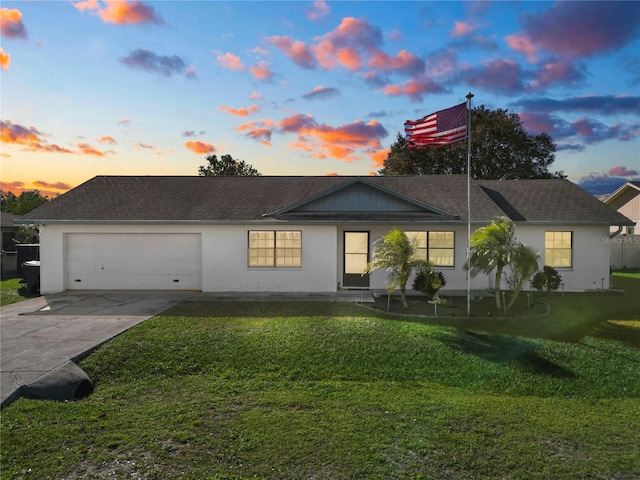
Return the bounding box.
[468,217,540,310]
[0,190,50,215]
[198,154,261,176]
[365,228,429,307]
[379,106,564,180]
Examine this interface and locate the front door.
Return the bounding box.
[343,231,369,288]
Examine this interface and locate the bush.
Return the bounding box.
[412,266,446,299]
[531,266,562,292]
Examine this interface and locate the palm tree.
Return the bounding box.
[468,217,516,309]
[505,243,540,310]
[365,228,428,307]
[469,216,540,311]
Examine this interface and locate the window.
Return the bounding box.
[248,230,301,268]
[405,231,427,261]
[405,231,455,266]
[545,231,572,268]
[428,231,455,266]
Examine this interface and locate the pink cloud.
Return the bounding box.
[505,33,536,62]
[184,141,215,154]
[382,77,444,102]
[219,104,259,117]
[77,142,105,156]
[0,8,27,39]
[466,59,524,93]
[236,120,274,145]
[73,0,161,25]
[217,52,245,71]
[0,47,9,71]
[1,119,73,153]
[33,180,72,191]
[451,21,474,37]
[609,166,638,177]
[529,61,584,90]
[307,0,330,21]
[368,49,424,74]
[518,2,640,59]
[249,61,273,80]
[268,36,315,69]
[97,135,117,145]
[277,114,388,163]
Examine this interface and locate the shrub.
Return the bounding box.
[412,266,446,299]
[531,266,562,292]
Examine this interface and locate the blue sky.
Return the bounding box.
[1,1,639,197]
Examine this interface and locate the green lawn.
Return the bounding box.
[0,277,39,306]
[2,276,639,479]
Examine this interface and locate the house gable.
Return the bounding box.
[266,178,459,222]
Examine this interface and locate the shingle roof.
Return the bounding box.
[18,175,633,226]
[0,211,21,228]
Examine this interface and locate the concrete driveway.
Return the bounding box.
[1,291,194,407]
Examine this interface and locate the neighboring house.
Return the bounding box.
[604,181,640,268]
[1,211,20,252]
[18,175,633,295]
[1,211,20,276]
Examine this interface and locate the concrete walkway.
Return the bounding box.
[1,291,194,407]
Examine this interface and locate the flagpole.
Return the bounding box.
[466,92,474,317]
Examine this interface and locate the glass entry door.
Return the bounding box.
[343,232,369,288]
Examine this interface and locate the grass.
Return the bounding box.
[0,277,39,306]
[2,276,640,479]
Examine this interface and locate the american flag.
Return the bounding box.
[404,102,467,148]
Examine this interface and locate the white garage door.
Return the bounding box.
[66,233,202,290]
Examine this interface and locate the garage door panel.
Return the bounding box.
[66,233,202,290]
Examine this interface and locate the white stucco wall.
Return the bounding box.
[38,222,613,294]
[39,223,338,294]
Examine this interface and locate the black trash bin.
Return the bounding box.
[21,260,40,294]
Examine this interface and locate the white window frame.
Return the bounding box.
[248,230,302,268]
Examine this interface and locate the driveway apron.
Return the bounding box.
[1,291,193,407]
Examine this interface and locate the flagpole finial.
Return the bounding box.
[466,92,474,100]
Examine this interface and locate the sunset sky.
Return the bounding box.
[1,1,639,198]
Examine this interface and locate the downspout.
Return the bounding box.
[609,226,623,239]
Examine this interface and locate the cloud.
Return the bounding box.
[0,180,25,194]
[307,0,330,21]
[302,85,340,100]
[33,180,72,191]
[514,95,640,116]
[382,77,446,102]
[1,119,73,153]
[450,21,485,38]
[184,140,215,154]
[516,2,640,59]
[117,118,131,126]
[249,61,273,80]
[97,135,117,145]
[219,104,259,117]
[268,17,384,72]
[529,61,585,90]
[0,47,9,70]
[504,33,537,63]
[236,120,274,145]
[135,142,154,150]
[277,114,388,162]
[465,59,525,94]
[519,111,640,147]
[268,36,316,69]
[217,52,245,71]
[0,8,27,39]
[609,166,639,177]
[368,50,424,75]
[578,166,640,195]
[77,142,106,156]
[73,0,161,25]
[120,48,196,78]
